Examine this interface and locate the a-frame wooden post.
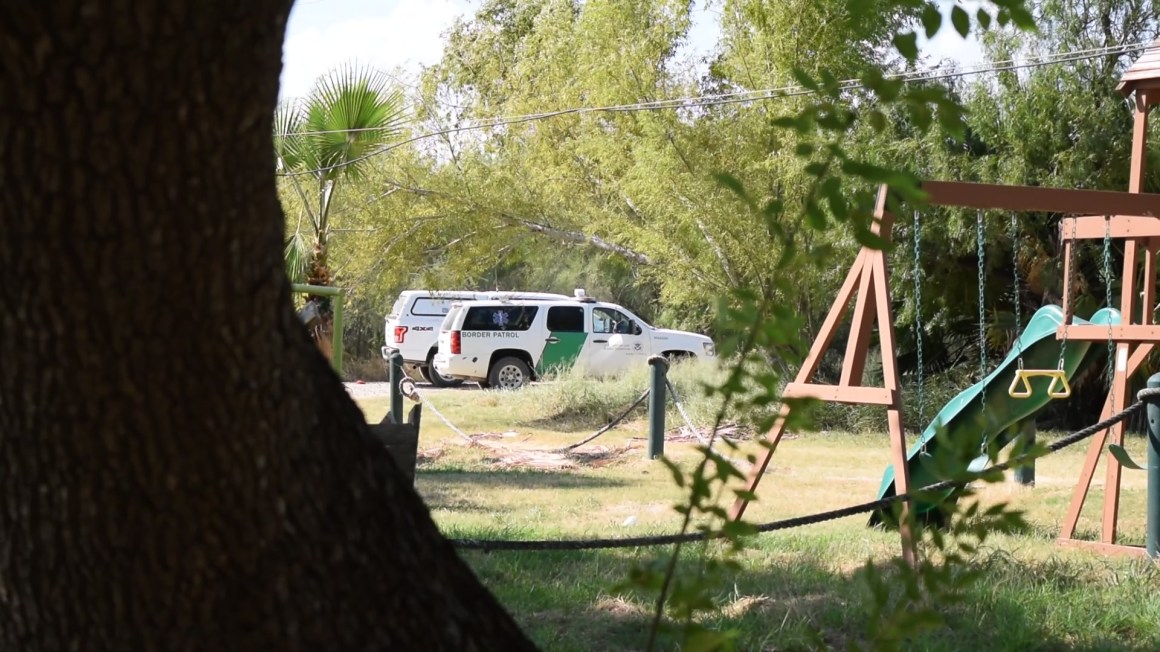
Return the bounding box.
[1057,80,1160,555]
[728,185,916,566]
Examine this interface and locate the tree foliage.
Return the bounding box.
[295,0,1160,424]
[275,64,408,287]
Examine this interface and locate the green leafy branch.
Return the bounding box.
[626,1,1042,650]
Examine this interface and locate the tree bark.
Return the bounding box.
[0,2,537,650]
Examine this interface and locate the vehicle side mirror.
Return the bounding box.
[633,322,642,336]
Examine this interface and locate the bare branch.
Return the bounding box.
[372,176,653,265]
[504,215,652,265]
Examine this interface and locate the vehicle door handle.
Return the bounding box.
[545,337,559,343]
[593,339,608,343]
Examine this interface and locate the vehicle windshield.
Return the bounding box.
[623,309,653,329]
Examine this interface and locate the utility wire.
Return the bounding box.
[280,41,1144,138]
[276,40,1148,176]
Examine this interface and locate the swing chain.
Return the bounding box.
[1057,217,1078,372]
[977,211,987,407]
[913,211,925,427]
[1103,215,1115,409]
[1010,212,1023,370]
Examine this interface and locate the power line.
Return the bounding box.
[276,40,1148,177]
[280,41,1144,138]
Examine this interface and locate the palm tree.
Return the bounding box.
[274,63,408,360]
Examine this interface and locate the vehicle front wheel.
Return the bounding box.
[488,356,532,390]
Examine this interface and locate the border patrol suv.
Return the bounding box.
[432,291,716,389]
[383,289,570,387]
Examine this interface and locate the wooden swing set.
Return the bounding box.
[729,42,1160,563]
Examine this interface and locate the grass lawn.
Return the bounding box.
[356,379,1160,652]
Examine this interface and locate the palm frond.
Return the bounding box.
[273,99,310,172]
[303,62,409,181]
[284,230,311,285]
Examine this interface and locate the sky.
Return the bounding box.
[278,0,986,101]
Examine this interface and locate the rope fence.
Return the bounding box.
[557,388,652,452]
[400,376,707,453]
[399,377,658,451]
[665,378,710,447]
[399,377,475,444]
[448,389,1157,552]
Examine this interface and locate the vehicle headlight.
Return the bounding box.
[703,342,716,356]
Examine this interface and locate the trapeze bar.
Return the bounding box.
[1060,215,1160,240]
[1008,369,1071,399]
[1055,325,1160,342]
[909,181,1160,216]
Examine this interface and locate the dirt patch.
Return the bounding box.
[416,447,446,466]
[470,439,639,471]
[594,596,650,618]
[718,592,837,620]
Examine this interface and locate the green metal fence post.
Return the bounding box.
[1146,373,1160,559]
[291,283,345,376]
[647,356,668,459]
[331,288,345,377]
[389,349,404,425]
[1014,419,1036,487]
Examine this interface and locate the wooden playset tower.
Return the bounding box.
[1056,39,1160,556]
[729,42,1160,561]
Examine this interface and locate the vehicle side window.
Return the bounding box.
[411,298,456,316]
[593,307,634,334]
[462,306,539,331]
[547,306,585,333]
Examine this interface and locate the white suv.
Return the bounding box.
[383,289,570,386]
[433,292,716,389]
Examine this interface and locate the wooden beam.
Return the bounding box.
[1130,91,1149,193]
[781,383,895,406]
[1101,232,1142,543]
[840,255,877,385]
[871,248,915,569]
[1054,324,1160,342]
[843,190,897,386]
[729,403,791,522]
[1058,392,1113,540]
[1058,343,1154,539]
[1143,239,1156,325]
[1055,539,1148,558]
[729,249,871,522]
[1060,215,1160,240]
[913,180,1160,216]
[802,249,870,378]
[1103,348,1129,544]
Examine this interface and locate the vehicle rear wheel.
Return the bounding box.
[488,356,531,390]
[425,352,464,388]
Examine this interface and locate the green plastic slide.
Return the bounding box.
[868,304,1121,527]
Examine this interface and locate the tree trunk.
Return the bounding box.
[306,242,335,363]
[0,2,537,651]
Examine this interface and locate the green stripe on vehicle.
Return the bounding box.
[536,332,587,375]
